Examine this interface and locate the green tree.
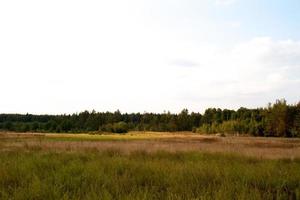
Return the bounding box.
[112,122,128,133]
[264,99,289,137]
[177,109,192,131]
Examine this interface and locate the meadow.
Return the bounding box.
[1,132,300,199]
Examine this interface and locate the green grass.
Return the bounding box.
[1,132,167,143]
[43,132,186,142]
[0,149,300,200]
[42,132,204,142]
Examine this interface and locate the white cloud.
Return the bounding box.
[215,0,236,6]
[227,21,241,28]
[171,37,300,110]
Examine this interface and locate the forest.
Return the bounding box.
[0,99,299,137]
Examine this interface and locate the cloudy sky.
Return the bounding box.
[0,0,300,114]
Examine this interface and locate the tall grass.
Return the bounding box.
[0,149,299,199]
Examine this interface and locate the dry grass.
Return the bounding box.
[1,132,300,159]
[2,132,300,199]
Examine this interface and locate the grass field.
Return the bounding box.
[1,132,300,199]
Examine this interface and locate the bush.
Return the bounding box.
[112,122,128,133]
[99,122,128,133]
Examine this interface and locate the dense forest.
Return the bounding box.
[0,99,299,137]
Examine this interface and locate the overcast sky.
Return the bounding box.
[1,0,300,114]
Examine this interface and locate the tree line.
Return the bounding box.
[0,99,299,137]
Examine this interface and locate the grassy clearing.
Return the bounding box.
[1,132,300,199]
[44,132,199,141]
[1,132,300,159]
[0,149,300,200]
[0,132,201,142]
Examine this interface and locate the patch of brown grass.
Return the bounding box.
[1,132,300,159]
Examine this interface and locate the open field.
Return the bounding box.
[1,132,300,199]
[1,132,300,159]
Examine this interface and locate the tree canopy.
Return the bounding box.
[0,99,299,137]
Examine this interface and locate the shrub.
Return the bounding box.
[112,122,128,133]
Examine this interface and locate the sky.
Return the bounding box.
[0,0,300,114]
